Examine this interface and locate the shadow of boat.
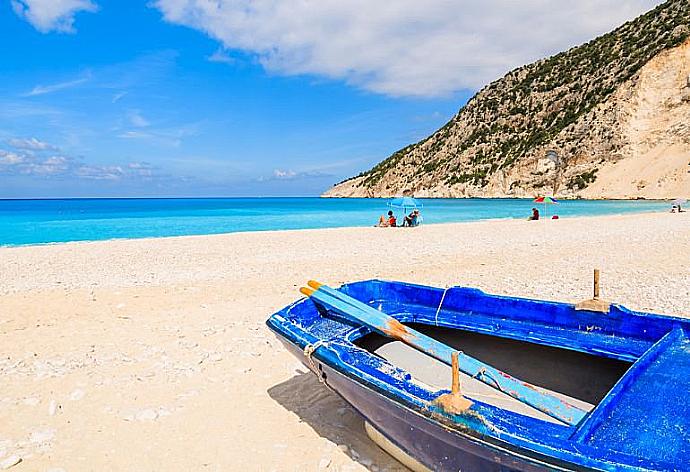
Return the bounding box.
[268,372,409,471]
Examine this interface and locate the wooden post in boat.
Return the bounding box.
[451,352,460,396]
[434,351,473,414]
[575,268,611,313]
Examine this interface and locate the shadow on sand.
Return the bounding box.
[268,372,409,471]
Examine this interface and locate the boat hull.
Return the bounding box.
[281,341,573,472]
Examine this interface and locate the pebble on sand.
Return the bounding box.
[208,352,223,362]
[135,409,159,421]
[29,429,55,444]
[0,455,21,470]
[47,400,60,416]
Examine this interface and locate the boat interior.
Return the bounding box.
[356,324,633,424]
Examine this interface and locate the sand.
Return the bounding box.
[1,212,689,471]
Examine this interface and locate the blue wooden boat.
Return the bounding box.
[266,279,690,471]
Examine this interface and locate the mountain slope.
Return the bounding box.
[326,0,690,199]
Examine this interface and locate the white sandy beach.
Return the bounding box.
[1,212,689,471]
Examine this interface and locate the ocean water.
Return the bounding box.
[0,197,670,246]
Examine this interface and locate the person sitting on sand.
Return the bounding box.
[388,210,397,227]
[376,211,397,227]
[403,209,420,227]
[528,208,540,221]
[671,205,677,213]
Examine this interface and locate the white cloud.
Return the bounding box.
[154,0,664,97]
[127,162,155,177]
[116,122,199,147]
[19,155,71,176]
[112,91,128,103]
[117,130,181,147]
[24,75,90,96]
[7,137,59,151]
[74,164,124,180]
[0,147,160,181]
[12,0,98,33]
[259,168,331,182]
[273,169,297,179]
[118,131,151,139]
[0,150,25,165]
[128,110,151,128]
[208,48,237,64]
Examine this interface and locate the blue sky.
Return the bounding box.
[0,0,661,198]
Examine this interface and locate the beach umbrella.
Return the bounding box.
[533,196,559,204]
[533,196,559,218]
[387,197,423,225]
[671,198,687,206]
[388,197,423,215]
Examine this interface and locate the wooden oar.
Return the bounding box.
[301,281,586,426]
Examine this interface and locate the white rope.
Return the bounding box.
[303,340,329,382]
[434,287,450,326]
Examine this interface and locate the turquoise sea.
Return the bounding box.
[0,198,669,246]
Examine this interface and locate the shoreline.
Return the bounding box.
[0,207,670,249]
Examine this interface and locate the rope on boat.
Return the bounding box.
[434,287,450,326]
[303,340,329,383]
[475,367,500,390]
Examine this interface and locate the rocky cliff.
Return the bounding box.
[325,0,690,199]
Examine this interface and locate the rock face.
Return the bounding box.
[325,0,690,199]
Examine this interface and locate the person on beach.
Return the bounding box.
[528,208,540,221]
[388,210,397,227]
[403,209,420,227]
[376,211,397,227]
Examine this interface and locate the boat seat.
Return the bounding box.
[372,339,594,424]
[573,328,690,462]
[374,302,652,361]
